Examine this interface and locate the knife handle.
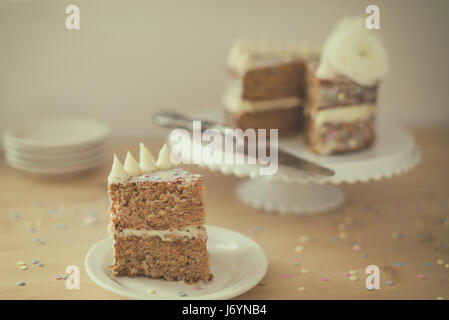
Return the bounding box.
[153,111,220,132]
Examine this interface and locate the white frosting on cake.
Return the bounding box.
[228,40,321,75]
[224,93,301,114]
[115,225,207,241]
[156,143,174,170]
[139,142,157,173]
[108,154,130,185]
[108,144,178,185]
[123,151,141,176]
[316,15,388,86]
[313,103,376,126]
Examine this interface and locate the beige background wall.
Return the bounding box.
[1,0,448,140]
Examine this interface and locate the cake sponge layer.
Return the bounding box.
[109,173,205,230]
[111,235,213,283]
[225,106,303,137]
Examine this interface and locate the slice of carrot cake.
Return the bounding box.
[107,143,213,283]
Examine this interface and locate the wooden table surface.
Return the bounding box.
[1,127,448,300]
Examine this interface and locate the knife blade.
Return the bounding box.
[153,111,334,177]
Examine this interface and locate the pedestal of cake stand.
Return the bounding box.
[236,178,344,214]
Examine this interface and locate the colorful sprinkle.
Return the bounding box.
[19,265,28,270]
[283,274,291,279]
[147,289,156,294]
[396,262,404,267]
[55,275,62,280]
[445,264,449,268]
[17,281,25,286]
[366,287,374,291]
[178,291,186,297]
[32,259,39,264]
[293,262,300,267]
[417,274,427,280]
[321,277,329,281]
[294,246,304,253]
[37,263,44,267]
[386,280,393,285]
[17,261,25,266]
[344,272,350,277]
[300,268,309,274]
[424,263,431,268]
[349,275,358,281]
[62,275,68,280]
[437,259,444,265]
[194,285,202,290]
[349,270,357,275]
[436,297,444,300]
[297,286,305,291]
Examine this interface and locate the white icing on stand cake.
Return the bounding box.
[316,15,389,86]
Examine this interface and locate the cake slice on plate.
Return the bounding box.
[107,143,213,283]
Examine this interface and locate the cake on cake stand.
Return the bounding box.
[161,110,420,215]
[171,112,420,215]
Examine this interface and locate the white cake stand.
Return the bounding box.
[168,112,421,215]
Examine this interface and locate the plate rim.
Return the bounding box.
[84,225,268,300]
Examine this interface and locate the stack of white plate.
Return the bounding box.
[2,117,111,175]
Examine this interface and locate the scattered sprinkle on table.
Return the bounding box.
[417,274,427,280]
[321,277,329,281]
[344,272,350,277]
[436,296,444,300]
[392,232,403,239]
[32,259,39,264]
[360,252,368,258]
[445,264,449,268]
[293,262,300,267]
[366,287,374,291]
[300,268,309,274]
[294,246,304,253]
[349,270,357,275]
[178,291,186,297]
[19,265,28,270]
[17,261,25,266]
[283,274,291,279]
[396,262,404,267]
[147,289,156,294]
[297,286,305,291]
[55,275,62,280]
[37,263,44,267]
[194,285,202,290]
[424,263,431,268]
[386,280,393,286]
[437,259,444,265]
[349,275,358,281]
[17,281,25,286]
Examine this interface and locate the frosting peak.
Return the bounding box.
[139,142,157,173]
[156,143,175,170]
[124,151,141,176]
[108,154,130,185]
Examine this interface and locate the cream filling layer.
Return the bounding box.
[224,93,301,114]
[113,225,207,241]
[313,103,376,127]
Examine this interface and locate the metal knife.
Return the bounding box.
[153,111,334,177]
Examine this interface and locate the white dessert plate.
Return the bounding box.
[3,117,110,151]
[85,225,268,300]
